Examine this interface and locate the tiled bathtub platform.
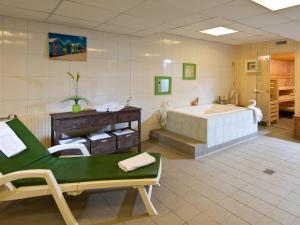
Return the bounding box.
[150,129,258,159]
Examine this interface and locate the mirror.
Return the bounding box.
[155,76,172,95]
[183,63,196,80]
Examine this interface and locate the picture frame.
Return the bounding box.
[48,32,87,61]
[245,60,257,73]
[155,76,172,95]
[183,63,196,80]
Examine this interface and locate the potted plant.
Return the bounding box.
[64,72,88,113]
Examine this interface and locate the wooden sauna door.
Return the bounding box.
[256,56,270,125]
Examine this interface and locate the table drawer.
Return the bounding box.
[55,117,89,130]
[117,111,139,123]
[116,131,139,150]
[90,135,116,155]
[90,114,116,127]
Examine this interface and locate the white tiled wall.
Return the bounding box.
[0,16,234,140]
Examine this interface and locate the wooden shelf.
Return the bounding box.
[279,95,295,103]
[279,105,295,112]
[279,86,295,91]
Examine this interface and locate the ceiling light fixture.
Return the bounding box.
[251,0,300,11]
[200,27,238,36]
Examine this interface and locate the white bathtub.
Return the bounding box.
[166,104,258,148]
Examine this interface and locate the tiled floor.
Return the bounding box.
[1,128,300,225]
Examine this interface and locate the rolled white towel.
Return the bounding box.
[118,152,156,172]
[248,99,256,108]
[248,100,263,123]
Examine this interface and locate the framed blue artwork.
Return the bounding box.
[48,32,87,61]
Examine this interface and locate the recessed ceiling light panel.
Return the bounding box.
[251,0,300,11]
[200,27,238,36]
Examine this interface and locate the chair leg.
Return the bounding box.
[137,186,157,216]
[46,174,78,225]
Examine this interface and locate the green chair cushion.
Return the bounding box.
[13,152,161,187]
[0,118,161,187]
[0,119,51,174]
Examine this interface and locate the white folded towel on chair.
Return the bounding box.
[248,99,263,123]
[0,122,26,157]
[118,152,156,172]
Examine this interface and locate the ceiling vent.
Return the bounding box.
[276,40,287,45]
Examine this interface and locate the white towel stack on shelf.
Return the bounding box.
[118,152,156,172]
[0,122,26,157]
[248,99,263,123]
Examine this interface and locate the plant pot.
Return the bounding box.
[72,104,81,113]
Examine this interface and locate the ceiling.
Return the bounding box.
[1,0,300,45]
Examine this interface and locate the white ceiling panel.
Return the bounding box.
[239,12,290,28]
[262,22,300,34]
[224,32,254,40]
[69,0,144,12]
[0,5,49,21]
[125,0,192,23]
[55,1,117,23]
[245,29,274,36]
[226,23,254,32]
[169,13,209,27]
[95,24,140,35]
[143,23,178,33]
[278,5,300,21]
[182,17,232,31]
[48,15,99,29]
[160,0,233,13]
[165,27,194,35]
[0,0,60,13]
[201,0,269,20]
[283,30,300,41]
[0,0,299,45]
[106,14,160,30]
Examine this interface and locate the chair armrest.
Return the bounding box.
[48,144,90,156]
[0,169,57,187]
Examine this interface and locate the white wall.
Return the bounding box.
[0,16,233,140]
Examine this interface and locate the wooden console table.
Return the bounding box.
[50,106,141,154]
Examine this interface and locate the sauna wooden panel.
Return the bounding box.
[234,39,300,119]
[294,115,300,140]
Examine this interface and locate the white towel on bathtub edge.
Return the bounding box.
[0,122,26,157]
[118,152,156,172]
[248,106,263,123]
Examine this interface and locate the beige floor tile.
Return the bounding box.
[247,198,275,215]
[258,191,283,206]
[242,184,265,197]
[265,207,296,225]
[3,129,300,225]
[231,190,255,204]
[291,218,300,225]
[286,192,300,206]
[221,214,250,225]
[188,195,216,213]
[219,197,244,214]
[204,204,232,224]
[201,188,228,203]
[173,203,201,222]
[188,213,219,225]
[235,205,264,225]
[277,199,300,216]
[152,211,185,225]
[255,216,281,225]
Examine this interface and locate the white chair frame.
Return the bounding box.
[0,144,162,225]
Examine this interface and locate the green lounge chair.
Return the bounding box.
[0,118,161,225]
